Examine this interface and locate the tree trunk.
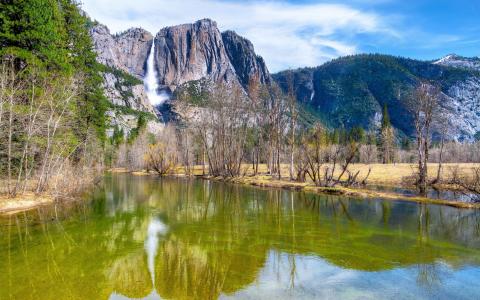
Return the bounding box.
[436,136,445,183]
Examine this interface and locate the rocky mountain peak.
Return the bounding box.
[90,18,272,95]
[153,18,238,92]
[222,30,271,90]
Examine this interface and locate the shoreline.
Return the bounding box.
[120,167,480,209]
[0,193,55,215]
[199,175,480,209]
[3,166,478,215]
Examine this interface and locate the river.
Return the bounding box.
[1,174,480,299]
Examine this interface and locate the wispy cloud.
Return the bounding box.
[81,0,399,72]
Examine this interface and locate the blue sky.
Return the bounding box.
[82,0,480,72]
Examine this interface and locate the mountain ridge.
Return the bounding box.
[89,18,480,141]
[273,53,480,141]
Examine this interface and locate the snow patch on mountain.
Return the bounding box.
[434,54,480,71]
[442,77,480,141]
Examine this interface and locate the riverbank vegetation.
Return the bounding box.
[0,0,107,206]
[2,0,480,214]
[109,78,480,206]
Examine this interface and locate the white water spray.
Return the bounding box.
[145,40,169,106]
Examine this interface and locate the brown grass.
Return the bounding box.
[137,163,480,186]
[0,192,54,215]
[121,163,480,209]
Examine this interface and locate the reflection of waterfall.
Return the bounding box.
[144,40,169,106]
[109,218,167,300]
[145,219,168,285]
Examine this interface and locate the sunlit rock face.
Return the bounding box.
[441,77,480,141]
[153,19,239,92]
[90,23,157,126]
[90,24,153,78]
[91,19,271,96]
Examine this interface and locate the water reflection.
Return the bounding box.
[1,174,480,299]
[109,218,167,300]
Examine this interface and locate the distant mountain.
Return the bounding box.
[434,54,480,71]
[89,18,480,141]
[274,54,480,141]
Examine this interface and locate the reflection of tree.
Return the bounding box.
[3,175,480,299]
[415,204,442,290]
[416,263,441,291]
[0,201,152,299]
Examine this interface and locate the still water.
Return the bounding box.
[1,174,480,299]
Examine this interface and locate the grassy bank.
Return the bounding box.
[200,175,480,209]
[117,163,480,209]
[4,163,478,214]
[0,170,99,215]
[0,193,54,215]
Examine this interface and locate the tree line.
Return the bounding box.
[0,0,108,198]
[111,76,480,197]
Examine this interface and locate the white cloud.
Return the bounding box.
[81,0,398,72]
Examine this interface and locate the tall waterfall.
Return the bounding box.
[145,40,168,106]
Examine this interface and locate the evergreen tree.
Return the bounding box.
[61,0,108,142]
[0,0,108,144]
[0,0,69,70]
[381,103,391,130]
[379,104,395,163]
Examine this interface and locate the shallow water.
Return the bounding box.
[1,174,480,300]
[366,184,477,202]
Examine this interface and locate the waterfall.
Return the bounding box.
[145,40,168,106]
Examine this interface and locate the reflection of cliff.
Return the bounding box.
[107,252,152,298]
[154,236,268,299]
[2,175,480,300]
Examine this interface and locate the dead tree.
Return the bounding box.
[411,82,440,194]
[285,73,298,181]
[146,125,178,175]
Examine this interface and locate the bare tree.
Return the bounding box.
[0,57,101,198]
[195,82,250,177]
[247,76,262,175]
[303,124,325,185]
[286,74,298,181]
[431,109,450,184]
[411,82,441,194]
[146,125,179,175]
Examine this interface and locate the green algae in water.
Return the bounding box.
[1,174,480,300]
